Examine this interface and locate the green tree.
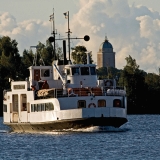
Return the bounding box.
[145,73,160,90]
[97,67,122,81]
[0,36,21,89]
[71,46,93,64]
[20,49,34,79]
[144,73,160,113]
[119,55,147,113]
[32,40,62,66]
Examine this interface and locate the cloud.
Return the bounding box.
[68,0,160,73]
[1,0,160,73]
[0,12,50,54]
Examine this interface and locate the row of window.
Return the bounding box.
[67,67,96,76]
[31,103,54,112]
[3,99,123,113]
[78,99,123,108]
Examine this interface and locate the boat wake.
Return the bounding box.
[0,130,9,133]
[39,126,129,135]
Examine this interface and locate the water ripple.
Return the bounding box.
[0,115,160,160]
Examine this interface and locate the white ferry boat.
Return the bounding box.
[3,11,127,133]
[3,63,127,132]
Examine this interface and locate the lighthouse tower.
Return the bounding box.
[97,36,115,68]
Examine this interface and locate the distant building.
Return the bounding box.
[97,36,115,68]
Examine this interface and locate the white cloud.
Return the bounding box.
[0,13,51,54]
[0,12,17,31]
[1,0,160,73]
[69,0,160,73]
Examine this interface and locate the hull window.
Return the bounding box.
[113,99,122,108]
[78,100,86,108]
[31,104,34,112]
[49,103,54,110]
[45,103,50,111]
[31,103,54,112]
[38,104,41,111]
[34,104,38,112]
[98,99,106,107]
[42,103,45,111]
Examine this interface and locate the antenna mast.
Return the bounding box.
[50,8,57,60]
[67,11,71,62]
[48,10,90,64]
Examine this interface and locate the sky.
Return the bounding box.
[0,0,160,73]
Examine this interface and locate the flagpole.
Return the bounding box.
[49,8,57,60]
[67,11,71,62]
[53,8,56,60]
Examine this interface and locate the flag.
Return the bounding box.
[49,13,54,21]
[63,12,68,19]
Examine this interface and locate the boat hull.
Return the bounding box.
[4,117,127,133]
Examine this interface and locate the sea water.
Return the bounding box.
[0,115,160,160]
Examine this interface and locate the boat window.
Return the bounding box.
[41,103,45,111]
[22,103,27,111]
[45,103,50,111]
[113,99,122,108]
[41,69,50,77]
[98,100,106,107]
[34,69,40,81]
[13,85,25,90]
[90,67,96,75]
[12,95,18,112]
[31,104,34,112]
[72,67,79,75]
[3,104,7,112]
[81,67,89,75]
[78,100,86,108]
[49,103,54,110]
[38,104,41,112]
[27,103,30,113]
[34,104,38,112]
[66,69,70,75]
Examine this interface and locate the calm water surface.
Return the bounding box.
[0,115,160,160]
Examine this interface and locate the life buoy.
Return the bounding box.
[88,103,96,108]
[68,88,73,94]
[105,80,113,87]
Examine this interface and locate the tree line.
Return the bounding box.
[0,36,160,115]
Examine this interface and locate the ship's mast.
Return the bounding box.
[63,11,71,63]
[67,11,71,62]
[48,10,90,64]
[49,8,57,60]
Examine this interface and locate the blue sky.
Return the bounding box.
[0,0,160,73]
